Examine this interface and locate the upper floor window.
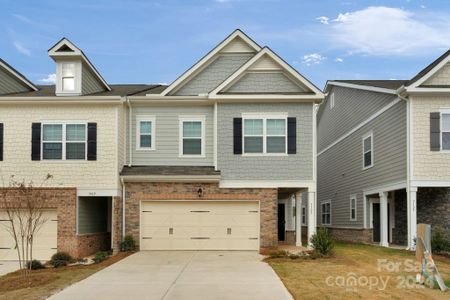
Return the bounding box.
[441,113,450,150]
[321,201,331,225]
[179,116,205,157]
[329,92,335,109]
[136,116,155,150]
[42,123,86,160]
[362,132,373,169]
[243,115,287,154]
[61,63,75,92]
[350,195,357,221]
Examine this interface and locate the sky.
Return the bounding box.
[1,0,450,89]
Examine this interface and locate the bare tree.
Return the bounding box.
[0,174,53,278]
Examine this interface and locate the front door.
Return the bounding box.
[278,204,285,241]
[372,203,390,243]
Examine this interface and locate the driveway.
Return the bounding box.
[49,251,293,300]
[0,261,19,276]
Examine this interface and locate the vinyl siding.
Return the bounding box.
[317,86,396,152]
[0,66,30,95]
[224,72,306,94]
[217,103,313,181]
[129,105,214,166]
[174,54,253,96]
[81,63,104,95]
[422,63,450,86]
[317,100,407,228]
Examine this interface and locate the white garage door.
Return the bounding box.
[0,210,57,261]
[141,201,259,250]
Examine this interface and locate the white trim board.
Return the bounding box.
[0,59,38,91]
[77,188,121,197]
[363,181,407,197]
[410,180,450,187]
[325,81,397,95]
[219,180,315,190]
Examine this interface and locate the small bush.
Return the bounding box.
[50,251,72,268]
[431,226,450,254]
[310,226,334,257]
[27,259,45,270]
[51,259,68,268]
[268,250,289,259]
[120,235,136,252]
[93,251,109,263]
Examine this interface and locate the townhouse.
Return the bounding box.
[317,51,450,249]
[0,30,323,260]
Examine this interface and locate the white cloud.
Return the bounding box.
[316,16,329,25]
[301,53,326,66]
[329,6,450,56]
[13,41,31,56]
[335,57,344,62]
[39,74,56,84]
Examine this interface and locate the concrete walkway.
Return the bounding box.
[49,251,292,300]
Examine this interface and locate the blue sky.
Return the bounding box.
[1,0,450,88]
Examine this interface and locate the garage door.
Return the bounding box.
[0,210,57,261]
[141,201,259,250]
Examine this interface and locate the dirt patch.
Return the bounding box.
[0,272,56,292]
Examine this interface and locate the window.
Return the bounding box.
[179,117,205,156]
[350,196,357,221]
[302,205,306,225]
[321,201,331,225]
[243,115,287,154]
[42,122,86,160]
[441,113,450,150]
[136,116,155,150]
[329,92,335,109]
[362,133,373,169]
[61,63,75,91]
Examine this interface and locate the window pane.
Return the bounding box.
[66,124,86,141]
[183,122,201,138]
[363,136,372,152]
[267,136,286,153]
[66,143,85,160]
[443,132,450,150]
[244,137,263,153]
[140,135,152,148]
[351,209,356,220]
[62,78,75,91]
[43,143,62,159]
[183,138,201,155]
[140,121,152,134]
[364,151,372,167]
[43,124,62,141]
[267,119,286,135]
[442,114,450,131]
[326,214,330,224]
[62,63,75,76]
[244,119,263,135]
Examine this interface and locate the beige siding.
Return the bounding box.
[422,63,450,86]
[412,96,450,180]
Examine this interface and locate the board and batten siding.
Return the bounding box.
[81,63,104,95]
[317,99,407,228]
[0,65,30,95]
[217,103,313,181]
[317,86,397,152]
[129,105,214,166]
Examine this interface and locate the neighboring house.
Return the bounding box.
[317,51,450,249]
[0,29,323,260]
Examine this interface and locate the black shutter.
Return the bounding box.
[430,112,440,151]
[233,118,242,154]
[87,122,97,160]
[0,123,3,161]
[287,117,297,154]
[31,123,41,161]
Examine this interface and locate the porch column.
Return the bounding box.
[307,191,317,248]
[407,187,418,250]
[379,192,389,247]
[295,192,302,247]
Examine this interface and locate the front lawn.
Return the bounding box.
[268,243,450,300]
[0,252,131,300]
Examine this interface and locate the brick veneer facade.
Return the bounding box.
[0,187,111,258]
[328,227,373,244]
[124,182,278,249]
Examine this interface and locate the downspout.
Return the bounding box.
[126,97,132,167]
[120,177,126,239]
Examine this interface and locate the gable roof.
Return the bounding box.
[160,29,261,96]
[407,50,450,87]
[0,58,38,91]
[48,37,111,91]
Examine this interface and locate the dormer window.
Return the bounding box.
[62,63,75,91]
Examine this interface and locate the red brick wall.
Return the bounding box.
[124,182,278,248]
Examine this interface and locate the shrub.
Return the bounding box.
[268,250,289,259]
[50,251,72,268]
[51,260,68,268]
[93,251,109,263]
[310,226,334,257]
[431,226,450,254]
[120,234,136,252]
[27,259,45,270]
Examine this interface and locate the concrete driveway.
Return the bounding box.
[0,261,19,276]
[49,251,293,300]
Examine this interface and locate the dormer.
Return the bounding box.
[48,38,111,96]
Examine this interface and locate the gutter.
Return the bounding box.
[120,175,221,183]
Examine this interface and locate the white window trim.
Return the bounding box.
[136,115,156,151]
[329,92,335,109]
[41,121,88,161]
[440,108,450,152]
[321,200,331,225]
[350,195,357,221]
[179,115,206,158]
[301,205,306,225]
[241,113,288,156]
[362,132,374,170]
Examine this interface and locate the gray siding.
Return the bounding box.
[174,54,253,96]
[81,63,104,95]
[225,72,306,94]
[78,197,109,234]
[317,86,396,152]
[217,103,313,181]
[0,66,30,95]
[129,105,214,166]
[317,100,407,228]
